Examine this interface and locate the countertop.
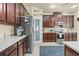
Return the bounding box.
[63,41,79,54]
[0,35,27,52]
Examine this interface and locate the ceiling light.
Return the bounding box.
[50,5,56,8]
[71,5,77,8]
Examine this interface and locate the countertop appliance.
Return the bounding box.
[56,32,64,44]
[16,26,24,36]
[21,16,33,53]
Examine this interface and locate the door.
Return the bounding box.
[33,15,42,44]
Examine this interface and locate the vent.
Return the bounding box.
[53,12,62,17]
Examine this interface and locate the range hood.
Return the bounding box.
[53,12,63,27]
[53,12,62,17]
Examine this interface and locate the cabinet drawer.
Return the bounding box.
[18,39,24,46]
[4,43,17,56]
[9,49,17,56]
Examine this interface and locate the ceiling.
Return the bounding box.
[25,3,79,13]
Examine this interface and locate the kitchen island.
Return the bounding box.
[0,35,28,56]
[63,41,79,56]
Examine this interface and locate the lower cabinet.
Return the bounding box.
[64,32,77,41]
[0,37,27,56]
[17,38,28,56]
[18,43,24,56]
[43,33,56,42]
[65,46,79,56]
[23,39,28,54]
[2,43,18,56]
[9,49,17,56]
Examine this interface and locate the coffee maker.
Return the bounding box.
[16,26,24,36]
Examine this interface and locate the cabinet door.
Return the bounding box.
[64,33,77,41]
[0,3,6,22]
[65,46,79,56]
[4,44,17,56]
[43,33,47,42]
[7,3,15,24]
[72,33,77,41]
[15,4,21,25]
[20,4,24,16]
[43,33,56,42]
[51,16,55,27]
[23,39,28,54]
[62,16,67,27]
[9,49,17,56]
[43,15,51,27]
[64,33,69,41]
[62,15,74,28]
[66,16,70,27]
[51,33,56,42]
[69,16,74,28]
[18,43,24,56]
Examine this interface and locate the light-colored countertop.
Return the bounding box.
[63,41,79,54]
[0,35,27,52]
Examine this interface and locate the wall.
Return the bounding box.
[0,24,14,39]
[75,10,79,41]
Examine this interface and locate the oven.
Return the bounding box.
[56,32,64,44]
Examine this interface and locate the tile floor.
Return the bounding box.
[25,42,64,56]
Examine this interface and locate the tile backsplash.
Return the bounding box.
[0,24,14,39]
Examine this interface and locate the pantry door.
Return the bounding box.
[33,15,42,44]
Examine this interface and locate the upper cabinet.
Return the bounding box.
[0,3,6,22]
[7,3,16,24]
[43,15,74,28]
[0,3,27,26]
[20,4,24,16]
[62,15,74,28]
[43,15,55,28]
[15,4,21,25]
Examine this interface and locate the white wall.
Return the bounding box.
[0,24,14,39]
[75,10,79,41]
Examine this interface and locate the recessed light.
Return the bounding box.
[71,5,77,8]
[50,5,56,8]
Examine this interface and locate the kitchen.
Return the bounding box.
[0,3,79,56]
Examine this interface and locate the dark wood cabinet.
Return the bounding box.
[18,43,24,56]
[15,4,21,25]
[43,15,55,28]
[0,3,27,26]
[17,37,28,56]
[64,32,77,41]
[23,39,28,54]
[3,43,17,56]
[43,15,74,28]
[65,46,79,56]
[62,15,74,28]
[17,39,24,56]
[0,3,6,22]
[7,3,16,24]
[9,49,17,56]
[0,37,28,56]
[20,4,24,16]
[43,33,56,42]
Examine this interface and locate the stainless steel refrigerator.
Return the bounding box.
[21,16,33,53]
